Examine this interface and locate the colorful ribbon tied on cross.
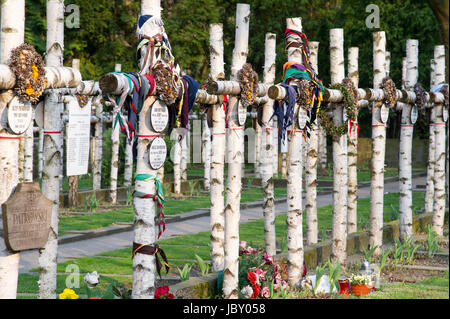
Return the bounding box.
[133,174,166,239]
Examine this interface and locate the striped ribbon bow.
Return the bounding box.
[133,174,166,238]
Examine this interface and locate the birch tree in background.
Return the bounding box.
[305,41,319,245]
[424,58,436,214]
[109,64,121,204]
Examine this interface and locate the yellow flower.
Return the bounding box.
[32,64,39,82]
[59,288,79,299]
[25,87,35,96]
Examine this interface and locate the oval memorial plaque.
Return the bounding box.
[443,107,448,123]
[380,104,389,124]
[297,107,307,129]
[150,100,169,132]
[7,96,32,135]
[410,105,418,124]
[148,136,167,170]
[237,100,247,126]
[1,182,53,251]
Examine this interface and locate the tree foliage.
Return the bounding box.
[23,0,441,137]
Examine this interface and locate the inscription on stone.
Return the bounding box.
[1,182,53,251]
[150,100,169,132]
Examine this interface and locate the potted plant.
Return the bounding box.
[348,274,372,296]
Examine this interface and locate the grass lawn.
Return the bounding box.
[20,192,430,298]
[359,270,449,299]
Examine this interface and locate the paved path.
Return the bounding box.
[17,175,427,273]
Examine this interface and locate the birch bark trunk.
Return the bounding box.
[347,46,359,234]
[172,130,182,195]
[18,134,24,182]
[330,28,347,265]
[181,129,188,181]
[131,0,162,298]
[124,139,133,187]
[202,113,211,191]
[38,129,44,179]
[284,17,305,286]
[93,101,103,190]
[432,45,447,236]
[305,41,319,245]
[424,59,436,213]
[399,39,418,241]
[369,31,387,256]
[38,0,65,299]
[261,32,277,257]
[272,117,279,176]
[223,3,250,299]
[0,0,23,292]
[109,64,122,204]
[209,23,226,273]
[255,118,261,178]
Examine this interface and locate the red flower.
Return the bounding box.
[167,293,174,299]
[251,284,260,299]
[155,286,171,299]
[247,272,257,285]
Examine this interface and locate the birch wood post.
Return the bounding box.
[260,32,277,257]
[272,117,279,176]
[180,128,188,181]
[109,64,122,204]
[23,113,34,183]
[425,58,436,213]
[369,31,387,255]
[255,115,261,177]
[93,101,103,190]
[124,136,134,187]
[172,130,182,195]
[209,23,226,273]
[385,51,391,77]
[202,112,211,191]
[305,41,319,245]
[432,45,447,236]
[347,46,359,234]
[223,3,250,299]
[131,0,162,299]
[67,59,80,207]
[283,17,305,286]
[313,42,327,175]
[329,28,347,265]
[18,136,24,182]
[399,39,418,241]
[38,129,44,179]
[0,0,24,299]
[38,0,65,299]
[280,134,288,178]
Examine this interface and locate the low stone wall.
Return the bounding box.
[169,213,435,299]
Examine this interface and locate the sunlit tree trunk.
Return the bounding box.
[223,3,250,299]
[329,28,347,265]
[261,32,277,256]
[424,58,436,213]
[0,1,25,298]
[369,31,387,256]
[399,39,418,241]
[432,45,447,236]
[305,41,319,245]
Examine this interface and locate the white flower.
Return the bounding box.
[84,271,99,288]
[241,285,253,299]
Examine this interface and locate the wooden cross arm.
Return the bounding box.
[206,80,268,97]
[195,89,218,105]
[0,64,82,90]
[268,84,445,107]
[98,72,132,96]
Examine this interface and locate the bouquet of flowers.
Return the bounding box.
[238,242,290,299]
[348,274,372,286]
